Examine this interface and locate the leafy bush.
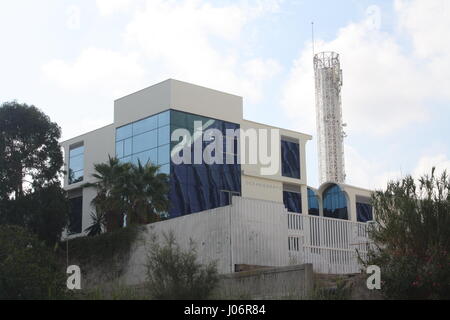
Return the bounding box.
[364,168,450,299]
[145,232,219,300]
[63,225,142,270]
[0,225,67,300]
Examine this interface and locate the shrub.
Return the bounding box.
[364,168,450,299]
[0,225,67,300]
[145,232,219,300]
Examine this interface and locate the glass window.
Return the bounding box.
[158,125,170,146]
[69,144,84,185]
[116,141,124,159]
[283,191,302,213]
[124,138,132,157]
[158,111,170,127]
[133,115,157,136]
[356,197,373,222]
[70,170,84,184]
[116,124,132,141]
[68,196,83,235]
[133,130,157,154]
[281,140,301,179]
[70,145,84,157]
[133,149,158,166]
[69,155,83,172]
[308,188,320,216]
[158,144,170,165]
[323,184,348,220]
[159,163,170,175]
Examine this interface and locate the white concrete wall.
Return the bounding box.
[114,79,243,128]
[124,197,290,285]
[61,124,115,237]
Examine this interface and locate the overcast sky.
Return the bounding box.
[1,0,449,189]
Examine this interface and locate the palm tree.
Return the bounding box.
[85,156,169,233]
[84,156,130,232]
[124,160,170,226]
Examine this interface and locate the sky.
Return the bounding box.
[1,0,449,189]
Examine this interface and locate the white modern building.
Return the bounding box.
[61,79,374,267]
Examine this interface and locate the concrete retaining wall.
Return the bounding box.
[216,264,314,299]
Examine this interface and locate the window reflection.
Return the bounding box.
[323,184,348,220]
[69,144,84,185]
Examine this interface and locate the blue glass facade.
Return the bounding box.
[169,110,241,217]
[116,109,241,218]
[115,110,170,175]
[281,140,300,179]
[283,191,302,213]
[307,188,319,216]
[357,203,373,222]
[323,184,348,220]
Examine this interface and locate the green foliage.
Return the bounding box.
[0,101,63,199]
[364,168,450,299]
[0,225,67,300]
[145,232,219,300]
[85,211,106,237]
[86,157,169,232]
[0,102,69,246]
[63,225,142,271]
[1,183,69,246]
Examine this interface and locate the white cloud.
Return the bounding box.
[282,6,430,137]
[344,144,403,190]
[96,0,134,16]
[412,154,450,179]
[122,0,282,103]
[43,0,282,106]
[395,0,450,59]
[42,48,144,97]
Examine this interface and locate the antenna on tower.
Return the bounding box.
[311,21,315,57]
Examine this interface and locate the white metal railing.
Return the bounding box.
[287,214,371,274]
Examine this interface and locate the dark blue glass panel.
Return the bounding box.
[283,191,302,213]
[68,197,82,234]
[357,203,373,222]
[308,188,320,216]
[323,184,348,220]
[281,140,300,179]
[169,110,241,218]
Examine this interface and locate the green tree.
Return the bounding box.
[0,101,63,199]
[86,157,129,232]
[0,102,68,245]
[86,157,169,233]
[2,183,69,246]
[0,225,67,300]
[123,161,169,226]
[364,168,450,299]
[145,232,219,300]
